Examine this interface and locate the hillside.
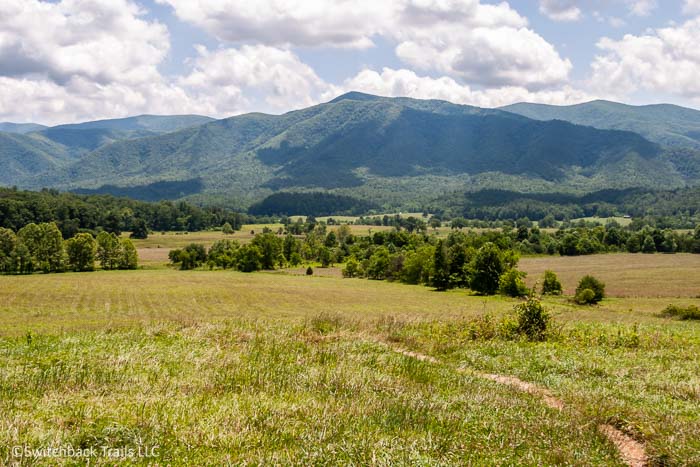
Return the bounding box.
[501,100,700,149]
[5,93,699,210]
[0,122,47,134]
[0,132,76,185]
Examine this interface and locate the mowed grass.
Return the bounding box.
[1,256,699,464]
[520,253,700,298]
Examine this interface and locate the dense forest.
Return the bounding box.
[248,192,379,216]
[0,187,247,237]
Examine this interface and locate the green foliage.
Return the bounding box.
[513,296,551,341]
[431,240,450,290]
[661,304,700,320]
[208,239,239,269]
[498,269,529,297]
[96,231,121,270]
[574,288,597,305]
[470,243,509,295]
[65,233,96,272]
[169,243,207,270]
[117,238,138,270]
[130,219,149,239]
[251,233,284,269]
[306,266,313,275]
[236,245,263,273]
[222,222,234,234]
[541,270,563,295]
[249,192,378,216]
[342,256,361,278]
[575,275,606,304]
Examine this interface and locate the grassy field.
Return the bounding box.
[1,255,699,464]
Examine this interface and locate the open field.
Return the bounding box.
[1,257,699,464]
[520,253,700,298]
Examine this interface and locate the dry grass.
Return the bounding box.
[520,253,700,298]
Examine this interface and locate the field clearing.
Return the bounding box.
[520,253,700,298]
[2,261,699,464]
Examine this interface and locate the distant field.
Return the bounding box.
[520,253,700,298]
[2,255,699,463]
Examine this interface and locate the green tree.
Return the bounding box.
[641,235,656,253]
[366,247,390,280]
[251,233,284,269]
[575,275,605,304]
[96,231,121,270]
[469,242,507,295]
[236,244,263,272]
[342,256,361,278]
[514,297,550,341]
[222,222,234,235]
[498,269,529,297]
[431,240,450,290]
[541,270,563,295]
[118,238,138,269]
[65,233,97,272]
[208,239,239,269]
[0,227,17,273]
[130,219,149,239]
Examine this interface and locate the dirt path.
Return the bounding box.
[389,345,647,467]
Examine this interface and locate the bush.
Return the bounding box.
[498,269,529,297]
[306,266,314,276]
[514,297,550,341]
[342,256,361,278]
[575,275,605,304]
[661,304,700,320]
[574,288,597,305]
[541,270,562,295]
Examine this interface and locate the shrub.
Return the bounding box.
[469,242,508,295]
[574,288,597,305]
[342,256,361,278]
[514,297,550,341]
[661,304,700,320]
[575,275,605,304]
[541,270,563,295]
[498,269,529,297]
[306,266,314,276]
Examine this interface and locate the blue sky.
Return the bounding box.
[2,0,700,124]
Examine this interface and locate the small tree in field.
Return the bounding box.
[65,233,96,272]
[575,275,605,304]
[498,269,529,297]
[222,222,234,235]
[541,270,563,295]
[514,296,550,341]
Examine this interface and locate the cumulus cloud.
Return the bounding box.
[625,0,657,16]
[590,18,700,99]
[154,0,392,48]
[158,0,573,89]
[683,0,700,14]
[179,45,329,115]
[539,0,583,22]
[0,0,210,124]
[325,67,594,109]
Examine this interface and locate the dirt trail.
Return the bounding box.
[389,345,647,467]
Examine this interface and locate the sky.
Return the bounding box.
[2,0,700,125]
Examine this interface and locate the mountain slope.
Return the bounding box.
[7,93,698,209]
[0,132,75,185]
[501,100,700,149]
[0,122,47,134]
[51,114,215,133]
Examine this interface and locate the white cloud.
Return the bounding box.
[159,0,573,89]
[590,18,700,99]
[0,0,211,124]
[325,67,594,109]
[625,0,657,16]
[539,0,583,22]
[155,0,393,48]
[683,0,700,14]
[179,45,329,115]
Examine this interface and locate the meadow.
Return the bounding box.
[1,247,699,464]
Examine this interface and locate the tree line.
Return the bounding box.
[0,187,247,238]
[0,222,137,274]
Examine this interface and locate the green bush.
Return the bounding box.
[541,270,562,295]
[306,266,313,276]
[575,275,605,304]
[513,297,550,341]
[498,269,529,297]
[574,288,597,305]
[661,304,700,320]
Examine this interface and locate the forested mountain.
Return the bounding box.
[2,93,700,212]
[0,122,47,134]
[501,100,700,149]
[0,132,76,185]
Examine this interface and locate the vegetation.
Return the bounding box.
[249,192,378,216]
[661,304,700,320]
[575,275,606,304]
[541,270,563,295]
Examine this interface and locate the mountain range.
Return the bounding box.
[2,93,700,211]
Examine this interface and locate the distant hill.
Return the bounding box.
[0,132,75,185]
[51,114,215,133]
[0,122,47,134]
[4,93,700,210]
[501,100,700,149]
